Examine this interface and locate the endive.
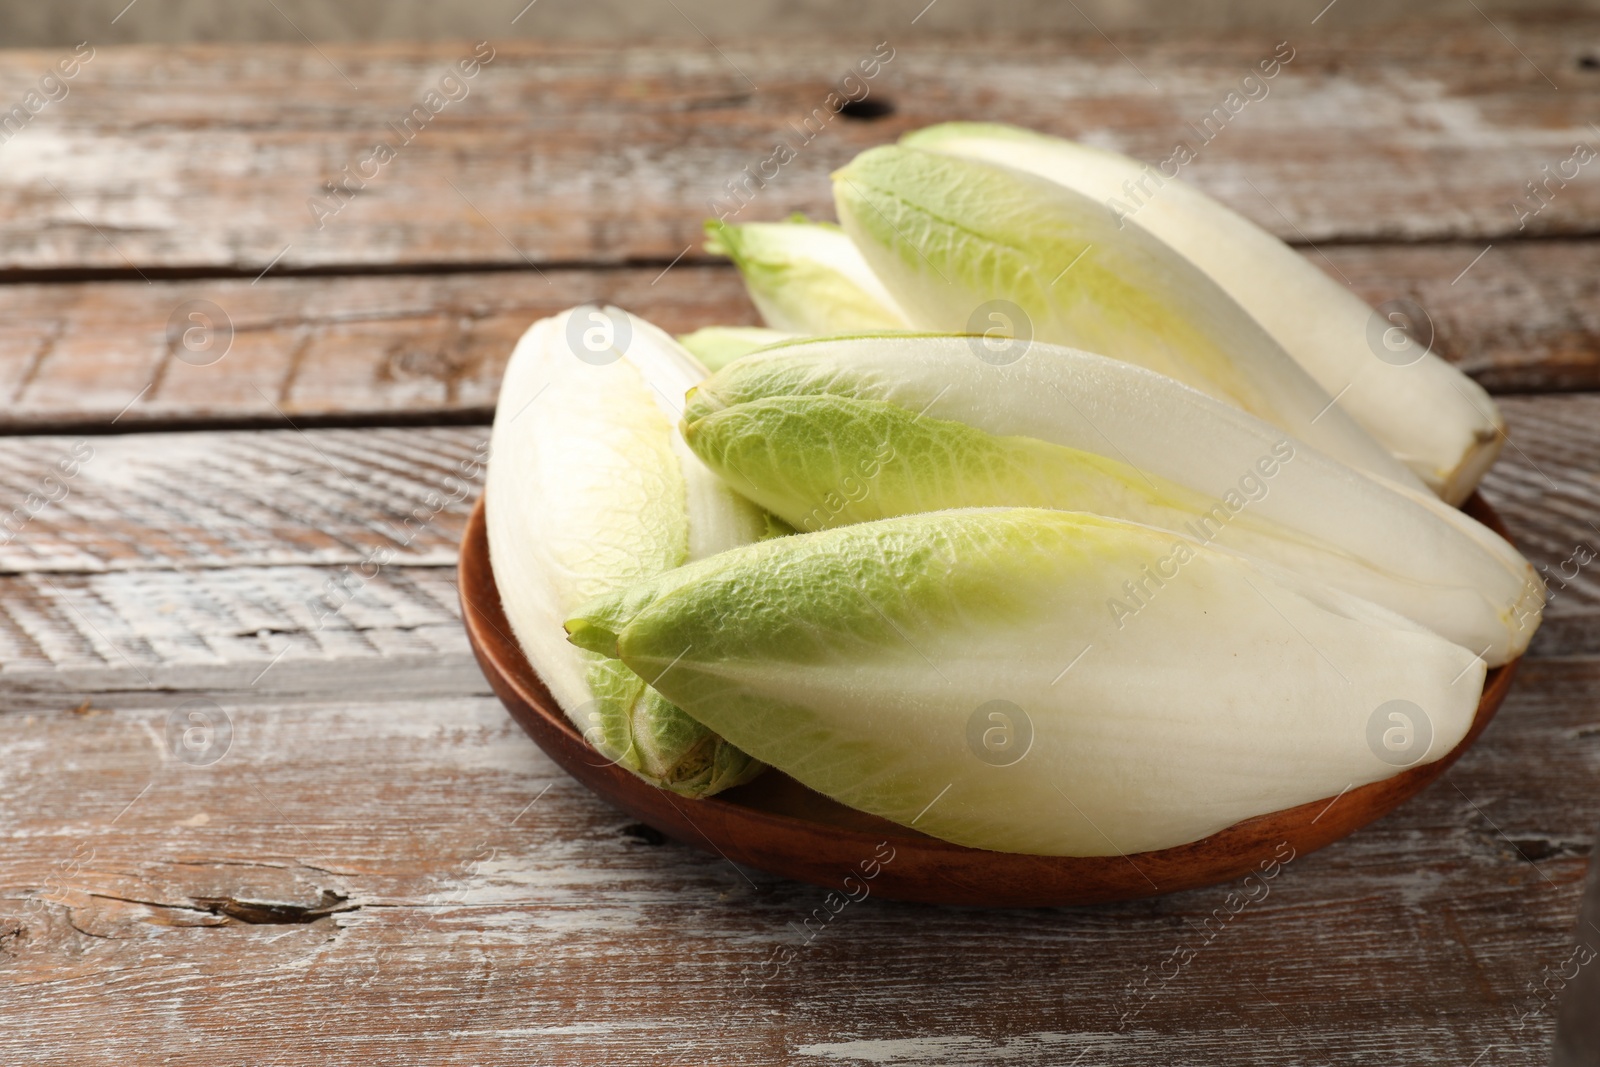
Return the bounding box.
[903,122,1502,504]
[682,336,1541,665]
[677,325,795,371]
[832,145,1424,490]
[486,305,768,796]
[705,218,910,334]
[567,509,1485,856]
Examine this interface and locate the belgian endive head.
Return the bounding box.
[486,305,771,796]
[831,145,1424,491]
[567,507,1485,856]
[683,334,1541,665]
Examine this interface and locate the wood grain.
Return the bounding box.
[0,25,1599,275]
[0,242,1597,435]
[0,267,758,432]
[1326,240,1600,395]
[0,658,1590,1065]
[0,426,483,707]
[1480,394,1600,623]
[0,426,486,573]
[0,564,479,707]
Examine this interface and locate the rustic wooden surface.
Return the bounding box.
[0,21,1597,1067]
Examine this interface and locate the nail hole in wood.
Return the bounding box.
[1579,54,1600,70]
[622,822,667,845]
[838,97,895,120]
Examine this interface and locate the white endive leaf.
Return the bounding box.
[567,508,1485,857]
[832,145,1425,491]
[486,305,768,796]
[903,122,1503,503]
[676,325,796,371]
[705,218,910,334]
[682,336,1541,665]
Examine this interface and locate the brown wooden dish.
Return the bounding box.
[460,493,1520,907]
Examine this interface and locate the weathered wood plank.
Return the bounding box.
[0,426,485,574]
[0,242,1596,436]
[0,267,757,432]
[1480,393,1600,624]
[1326,240,1600,395]
[1,25,1599,274]
[0,564,480,705]
[0,655,1591,1065]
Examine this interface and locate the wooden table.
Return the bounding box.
[1,22,1597,1066]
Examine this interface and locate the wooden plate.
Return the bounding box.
[459,493,1520,907]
